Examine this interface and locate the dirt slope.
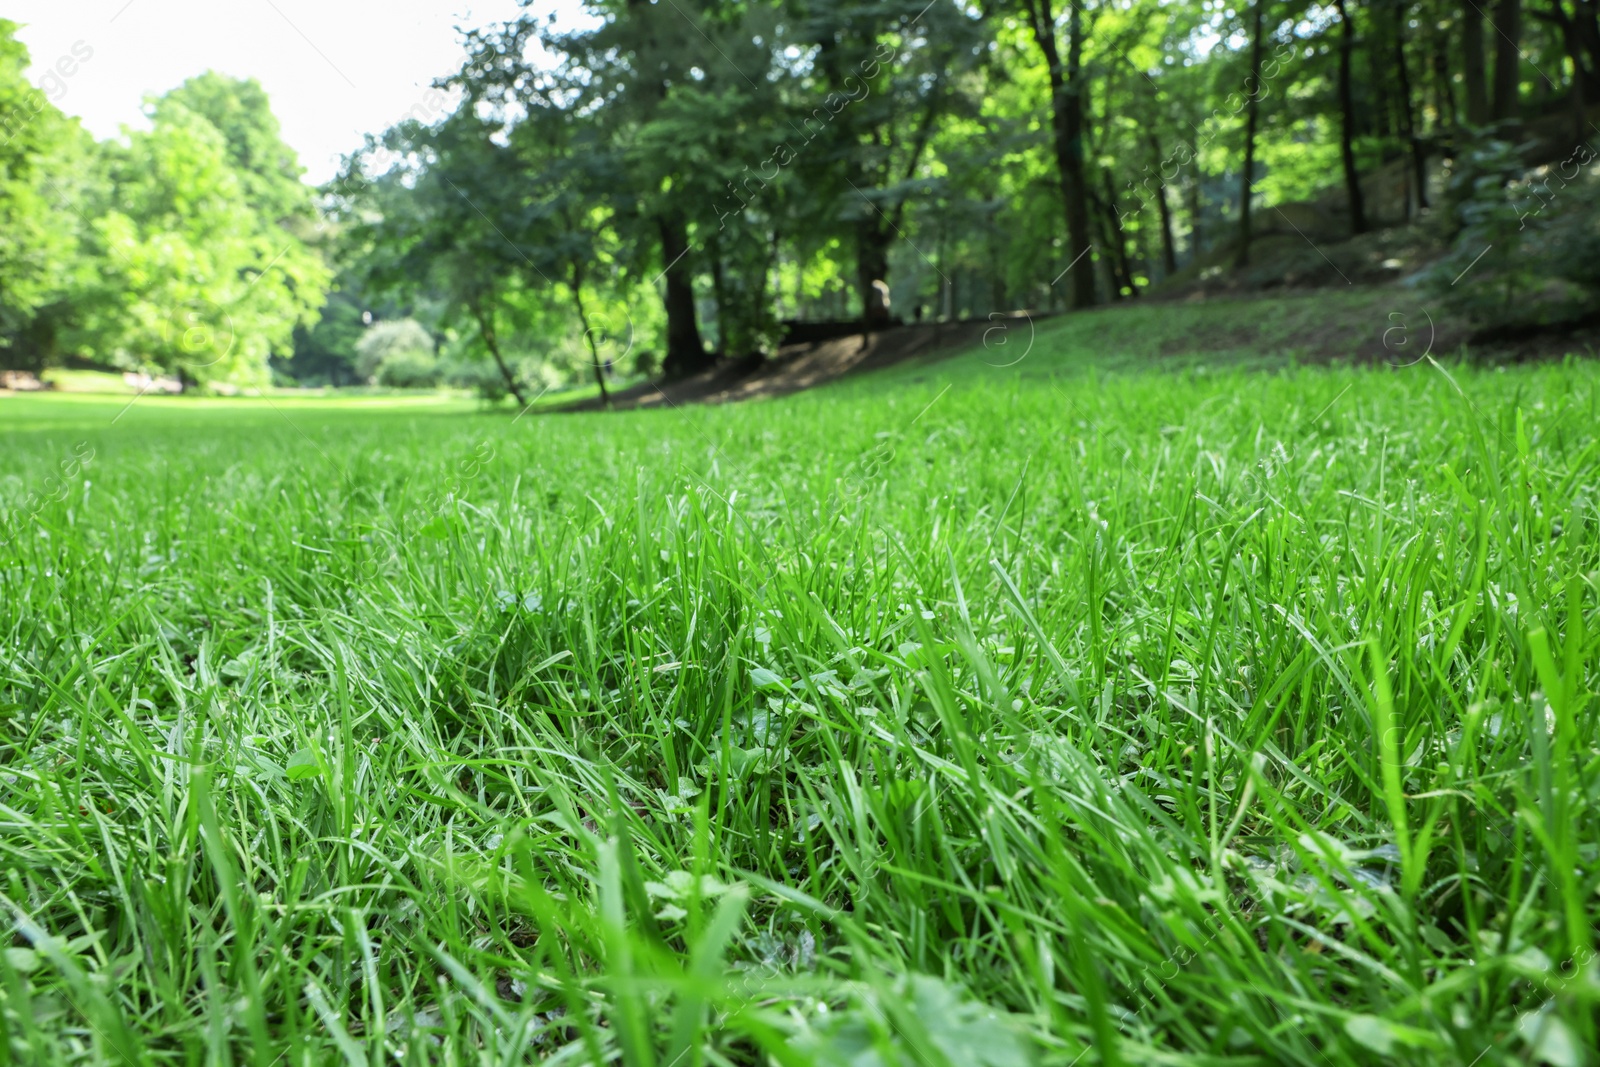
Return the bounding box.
[560,318,1015,411]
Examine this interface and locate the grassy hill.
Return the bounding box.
[3,297,1598,1065]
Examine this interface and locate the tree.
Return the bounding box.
[319,0,1600,362]
[789,0,982,324]
[1539,0,1600,102]
[1333,0,1368,234]
[1146,129,1178,276]
[451,2,749,378]
[1492,0,1523,119]
[1389,0,1428,216]
[1463,0,1491,124]
[339,93,655,406]
[0,49,327,385]
[1020,0,1098,309]
[279,293,363,385]
[1237,0,1270,266]
[576,0,717,377]
[154,73,316,226]
[78,93,328,387]
[0,21,92,371]
[1539,0,1600,137]
[336,117,534,407]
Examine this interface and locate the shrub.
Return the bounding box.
[355,319,436,382]
[441,357,509,401]
[375,348,441,388]
[1428,138,1600,329]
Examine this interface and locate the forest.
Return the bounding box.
[3,0,1598,397]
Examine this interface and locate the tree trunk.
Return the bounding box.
[1334,0,1368,234]
[857,217,893,327]
[1463,0,1490,123]
[1392,0,1428,214]
[1432,27,1458,127]
[1570,37,1587,145]
[622,0,709,380]
[1492,0,1522,120]
[854,94,944,326]
[569,260,609,407]
[1098,170,1138,297]
[1375,87,1395,138]
[658,214,710,379]
[1147,133,1178,276]
[708,232,729,356]
[1545,0,1598,140]
[1237,0,1268,267]
[470,300,528,409]
[1023,0,1097,309]
[1156,185,1177,276]
[1574,0,1600,97]
[1188,150,1205,263]
[1093,206,1123,300]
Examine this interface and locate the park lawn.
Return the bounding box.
[2,300,1599,1065]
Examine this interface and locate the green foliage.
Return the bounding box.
[1542,160,1600,294]
[1253,119,1342,205]
[319,0,1599,368]
[1429,139,1600,328]
[9,0,1600,385]
[440,353,510,400]
[354,317,435,382]
[0,21,92,368]
[279,289,367,385]
[374,348,441,389]
[152,72,316,225]
[0,29,327,387]
[336,97,660,396]
[76,98,328,388]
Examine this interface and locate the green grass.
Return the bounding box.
[2,299,1599,1065]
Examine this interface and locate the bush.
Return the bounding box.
[1428,139,1600,329]
[375,348,441,388]
[632,348,661,378]
[441,357,509,401]
[355,319,436,383]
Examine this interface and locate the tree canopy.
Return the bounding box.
[0,30,326,386]
[5,0,1600,390]
[330,0,1600,390]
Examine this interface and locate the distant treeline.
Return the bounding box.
[3,1,1597,391]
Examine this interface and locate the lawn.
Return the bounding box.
[2,303,1599,1065]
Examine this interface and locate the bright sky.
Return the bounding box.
[9,0,590,184]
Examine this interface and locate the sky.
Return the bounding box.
[9,0,590,184]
